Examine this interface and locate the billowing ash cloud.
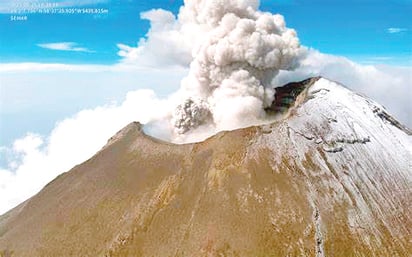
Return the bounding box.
[165,0,302,136]
[172,98,212,134]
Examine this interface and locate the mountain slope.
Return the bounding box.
[0,78,411,256]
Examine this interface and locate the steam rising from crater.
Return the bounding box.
[145,0,302,142]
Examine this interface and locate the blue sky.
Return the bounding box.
[0,0,411,65]
[0,0,411,146]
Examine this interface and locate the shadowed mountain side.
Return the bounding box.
[0,78,411,256]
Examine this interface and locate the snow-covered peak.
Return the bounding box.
[288,77,411,153]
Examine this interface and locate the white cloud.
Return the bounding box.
[0,89,176,214]
[116,9,198,67]
[37,42,94,53]
[0,62,187,214]
[387,27,408,33]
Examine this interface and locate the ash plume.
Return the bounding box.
[172,98,212,134]
[172,0,302,136]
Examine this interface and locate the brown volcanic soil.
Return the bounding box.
[0,78,411,256]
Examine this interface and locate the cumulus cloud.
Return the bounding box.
[1,0,411,214]
[38,42,94,53]
[117,9,193,67]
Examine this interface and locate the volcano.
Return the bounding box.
[0,77,411,256]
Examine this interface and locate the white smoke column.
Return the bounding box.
[172,0,301,136]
